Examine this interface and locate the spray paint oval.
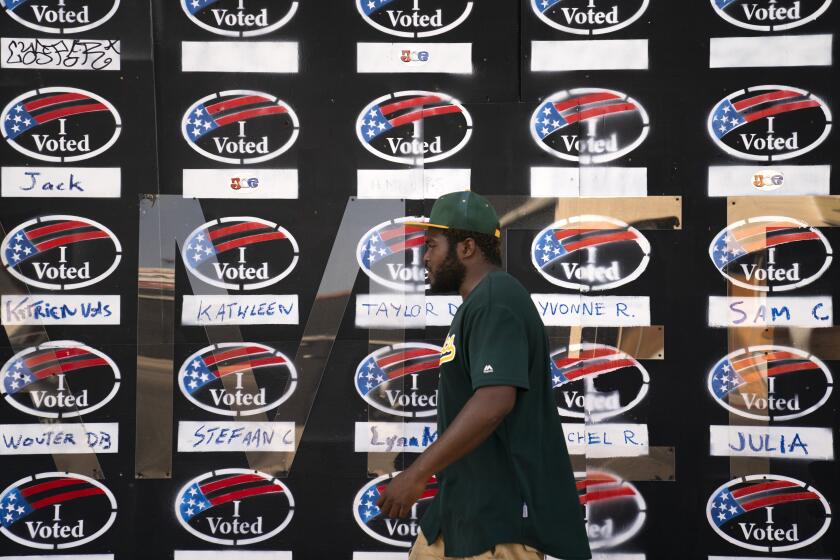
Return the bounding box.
[353,472,438,547]
[577,471,646,550]
[355,343,441,418]
[531,0,650,35]
[531,88,649,163]
[709,216,832,292]
[532,215,650,291]
[1,215,122,291]
[2,87,122,163]
[181,0,298,37]
[707,345,833,421]
[178,342,297,417]
[356,0,473,37]
[356,90,472,165]
[1,341,120,419]
[710,0,833,32]
[2,0,121,34]
[0,472,117,550]
[182,90,299,165]
[707,475,830,552]
[357,216,428,292]
[551,343,649,421]
[708,85,831,162]
[175,468,294,545]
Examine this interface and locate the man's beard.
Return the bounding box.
[428,249,466,294]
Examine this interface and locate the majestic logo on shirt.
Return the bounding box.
[707,475,830,552]
[2,0,121,34]
[357,217,428,292]
[709,216,832,292]
[708,345,833,422]
[0,472,117,549]
[530,0,650,34]
[2,215,122,291]
[355,343,440,418]
[357,90,472,165]
[532,215,650,291]
[551,343,650,421]
[356,0,474,37]
[708,85,831,162]
[175,468,294,545]
[181,0,298,37]
[577,471,646,550]
[179,342,297,417]
[710,0,833,31]
[1,341,120,419]
[353,472,438,547]
[2,87,122,163]
[182,217,299,291]
[531,88,649,163]
[439,333,455,365]
[182,90,299,165]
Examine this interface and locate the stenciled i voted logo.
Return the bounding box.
[532,88,649,163]
[2,215,122,291]
[709,216,832,292]
[707,475,831,552]
[1,341,120,419]
[578,471,646,550]
[179,342,297,417]
[0,472,116,550]
[176,469,294,545]
[182,217,299,291]
[532,215,650,292]
[708,85,831,162]
[357,90,472,165]
[2,0,120,34]
[2,87,122,163]
[358,217,428,292]
[182,90,299,165]
[531,0,649,34]
[708,345,833,422]
[356,343,441,418]
[353,472,438,547]
[181,0,297,37]
[551,343,649,421]
[357,0,473,37]
[711,0,832,31]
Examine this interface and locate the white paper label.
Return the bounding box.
[709,425,833,460]
[2,167,120,198]
[183,169,298,199]
[175,552,292,560]
[357,168,470,199]
[357,42,472,73]
[0,422,118,455]
[1,295,120,325]
[708,296,832,328]
[1,38,120,71]
[181,295,299,325]
[354,422,438,453]
[355,295,461,328]
[530,167,647,197]
[562,423,648,458]
[710,34,832,68]
[352,554,408,560]
[182,41,298,73]
[532,295,650,326]
[708,165,830,197]
[1,556,115,560]
[531,39,648,71]
[178,421,295,452]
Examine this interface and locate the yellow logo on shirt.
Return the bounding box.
[439,333,456,365]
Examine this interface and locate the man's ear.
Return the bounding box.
[459,237,478,260]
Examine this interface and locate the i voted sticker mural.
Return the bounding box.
[357,0,473,37]
[530,0,650,34]
[355,343,441,418]
[181,0,298,36]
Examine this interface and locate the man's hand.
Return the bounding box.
[376,468,428,519]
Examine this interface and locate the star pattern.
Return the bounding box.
[184,104,218,141]
[3,230,39,269]
[356,358,387,396]
[710,231,747,270]
[179,483,210,522]
[183,230,216,267]
[182,357,216,395]
[186,0,224,15]
[359,106,393,143]
[3,359,35,395]
[533,102,568,139]
[361,0,399,17]
[3,104,36,140]
[711,99,746,139]
[0,489,31,529]
[710,489,745,526]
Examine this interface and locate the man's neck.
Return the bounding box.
[458,262,501,300]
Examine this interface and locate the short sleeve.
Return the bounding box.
[466,305,530,391]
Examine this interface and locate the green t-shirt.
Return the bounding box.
[420,271,591,559]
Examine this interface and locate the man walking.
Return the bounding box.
[376,192,591,560]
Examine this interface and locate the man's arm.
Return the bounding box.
[375,384,516,518]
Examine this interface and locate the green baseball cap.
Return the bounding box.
[407,191,501,238]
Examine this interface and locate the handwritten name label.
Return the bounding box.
[1,295,119,325]
[181,295,299,325]
[354,422,438,453]
[355,295,461,328]
[2,166,121,198]
[1,38,120,71]
[357,168,469,200]
[708,296,832,327]
[562,423,648,458]
[0,422,118,455]
[177,421,295,453]
[709,425,833,460]
[532,295,651,326]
